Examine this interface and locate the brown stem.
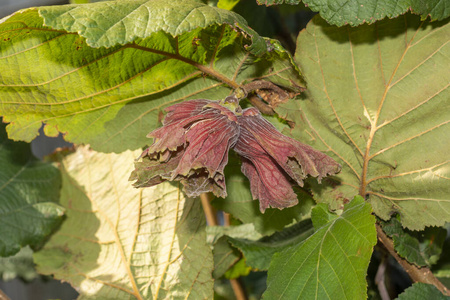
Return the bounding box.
[241,80,288,97]
[200,194,247,300]
[230,279,248,300]
[0,289,11,300]
[376,224,449,296]
[247,94,275,115]
[200,193,217,226]
[223,213,247,300]
[375,256,390,300]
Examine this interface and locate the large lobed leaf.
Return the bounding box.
[264,196,377,299]
[33,147,213,299]
[0,0,304,153]
[0,122,64,257]
[257,0,450,26]
[277,14,450,230]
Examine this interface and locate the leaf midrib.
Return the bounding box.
[359,17,426,196]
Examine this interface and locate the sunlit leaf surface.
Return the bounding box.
[0,0,303,152]
[33,147,213,299]
[257,0,450,26]
[278,14,450,230]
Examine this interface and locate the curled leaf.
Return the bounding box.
[234,107,341,212]
[130,99,240,198]
[131,98,340,212]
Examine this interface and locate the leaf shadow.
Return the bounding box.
[311,13,443,46]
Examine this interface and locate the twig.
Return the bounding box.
[200,193,217,226]
[201,195,248,300]
[241,80,289,98]
[223,212,231,227]
[247,94,275,115]
[230,279,248,300]
[222,213,248,300]
[376,224,450,296]
[375,256,390,300]
[0,289,11,300]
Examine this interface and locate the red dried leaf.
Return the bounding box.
[130,99,239,198]
[131,98,340,212]
[234,107,341,212]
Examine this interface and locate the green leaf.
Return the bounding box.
[33,147,213,299]
[396,282,448,300]
[0,0,304,152]
[433,232,450,283]
[257,0,450,26]
[211,237,241,279]
[224,258,251,279]
[0,246,38,281]
[257,0,300,5]
[229,219,313,270]
[39,0,264,51]
[206,223,263,245]
[217,0,241,10]
[277,14,450,230]
[381,216,447,267]
[264,196,377,299]
[0,122,64,257]
[212,153,315,235]
[310,203,338,228]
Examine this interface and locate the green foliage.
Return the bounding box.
[229,219,313,270]
[211,237,241,279]
[381,216,447,267]
[0,246,37,281]
[213,153,315,235]
[0,0,449,298]
[0,0,303,152]
[396,282,449,300]
[0,123,64,257]
[217,0,241,10]
[264,196,377,299]
[257,0,450,26]
[33,147,213,299]
[278,14,450,230]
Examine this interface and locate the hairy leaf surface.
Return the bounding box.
[0,123,63,257]
[277,14,450,230]
[257,0,450,26]
[264,196,376,299]
[33,147,213,299]
[0,0,303,152]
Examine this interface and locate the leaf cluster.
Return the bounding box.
[0,0,449,299]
